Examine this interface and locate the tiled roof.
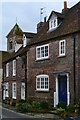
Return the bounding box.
[23,32,36,38]
[6,23,23,38]
[28,2,80,45]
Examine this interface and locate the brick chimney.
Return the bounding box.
[37,17,47,33]
[62,1,69,15]
[64,1,67,9]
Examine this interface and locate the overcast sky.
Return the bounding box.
[0,0,80,51]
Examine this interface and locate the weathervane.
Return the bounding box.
[40,7,46,22]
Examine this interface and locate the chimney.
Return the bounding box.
[64,1,67,9]
[62,1,69,15]
[37,17,47,33]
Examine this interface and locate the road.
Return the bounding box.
[0,106,45,120]
[0,106,80,120]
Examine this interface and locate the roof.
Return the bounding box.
[23,32,36,38]
[6,23,23,38]
[48,11,64,20]
[28,2,80,45]
[3,2,80,63]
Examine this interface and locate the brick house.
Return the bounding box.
[2,23,36,102]
[2,1,80,107]
[26,1,80,107]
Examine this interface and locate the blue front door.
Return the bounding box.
[58,75,67,104]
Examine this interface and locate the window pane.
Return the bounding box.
[41,78,44,88]
[37,48,40,58]
[37,78,40,88]
[45,46,48,57]
[45,78,48,89]
[41,47,44,57]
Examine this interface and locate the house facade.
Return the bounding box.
[2,2,80,107]
[2,23,36,103]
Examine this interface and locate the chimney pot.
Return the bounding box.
[64,1,67,9]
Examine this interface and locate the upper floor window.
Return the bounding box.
[5,82,9,97]
[13,60,16,76]
[6,63,9,77]
[49,18,57,30]
[12,82,16,99]
[59,40,65,56]
[36,75,49,91]
[36,44,49,60]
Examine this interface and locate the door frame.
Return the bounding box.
[54,73,70,107]
[21,82,25,100]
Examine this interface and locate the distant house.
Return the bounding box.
[2,1,80,107]
[2,23,36,102]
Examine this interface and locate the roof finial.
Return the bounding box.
[16,17,17,24]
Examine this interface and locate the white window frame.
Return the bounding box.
[23,34,27,47]
[36,44,49,60]
[13,60,16,76]
[6,63,9,77]
[36,75,49,91]
[5,82,9,97]
[12,82,16,99]
[59,40,66,56]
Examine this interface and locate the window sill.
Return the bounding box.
[58,55,66,58]
[36,58,50,62]
[36,90,49,92]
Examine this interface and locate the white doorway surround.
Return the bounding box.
[54,73,70,107]
[21,83,25,100]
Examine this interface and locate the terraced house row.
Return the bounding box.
[2,1,80,107]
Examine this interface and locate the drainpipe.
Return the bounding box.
[72,34,76,103]
[25,54,27,98]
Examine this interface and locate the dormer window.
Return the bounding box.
[23,34,27,47]
[49,18,57,30]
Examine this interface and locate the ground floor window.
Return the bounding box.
[12,82,16,99]
[36,74,49,91]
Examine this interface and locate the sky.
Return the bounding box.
[0,0,80,51]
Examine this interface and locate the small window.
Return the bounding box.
[36,44,49,60]
[13,60,16,76]
[36,75,49,91]
[49,18,57,30]
[6,63,9,77]
[59,40,65,56]
[12,82,16,99]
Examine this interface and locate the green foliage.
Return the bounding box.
[16,100,30,113]
[56,107,66,117]
[3,97,10,104]
[40,101,49,109]
[66,104,75,113]
[57,102,67,110]
[32,101,40,109]
[11,99,16,106]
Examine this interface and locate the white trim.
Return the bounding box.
[21,83,25,100]
[6,63,9,77]
[54,73,70,107]
[36,44,49,60]
[67,73,70,105]
[13,60,16,76]
[12,82,16,99]
[36,74,49,91]
[59,40,66,56]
